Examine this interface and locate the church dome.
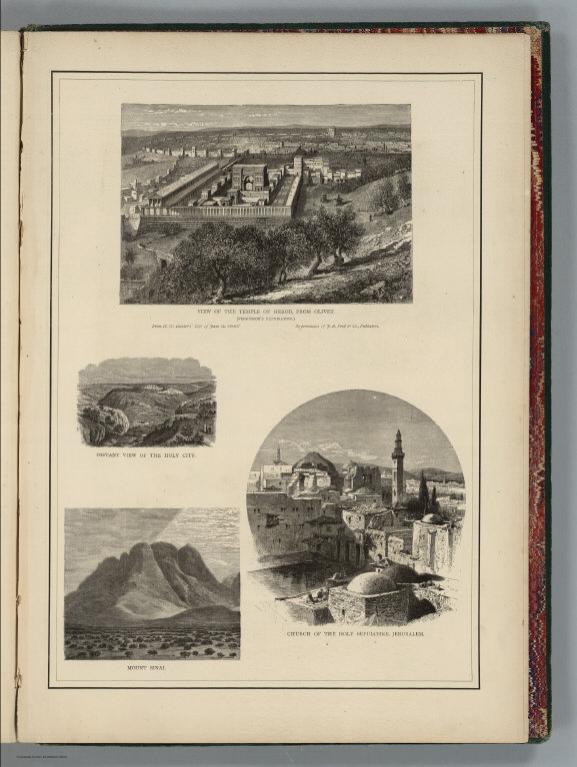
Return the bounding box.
[422,513,445,525]
[293,452,340,484]
[347,572,397,596]
[294,451,336,472]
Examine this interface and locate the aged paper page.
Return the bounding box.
[0,30,22,744]
[17,31,529,743]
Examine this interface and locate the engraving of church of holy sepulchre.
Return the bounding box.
[246,390,466,626]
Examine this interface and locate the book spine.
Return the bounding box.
[527,23,552,743]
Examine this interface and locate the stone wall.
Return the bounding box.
[345,464,382,493]
[366,527,413,561]
[140,202,294,222]
[412,521,458,575]
[412,584,454,612]
[328,587,366,623]
[140,174,301,224]
[247,492,323,557]
[368,588,409,624]
[328,586,410,625]
[283,600,332,625]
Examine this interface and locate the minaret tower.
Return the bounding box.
[274,444,282,465]
[391,429,405,507]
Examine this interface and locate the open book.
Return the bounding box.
[1,24,550,744]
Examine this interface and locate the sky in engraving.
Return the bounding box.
[122,103,411,132]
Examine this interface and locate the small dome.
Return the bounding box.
[347,572,397,596]
[422,513,445,525]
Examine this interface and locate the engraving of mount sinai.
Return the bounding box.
[121,104,412,304]
[64,508,240,661]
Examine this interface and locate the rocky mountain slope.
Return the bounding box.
[65,542,239,626]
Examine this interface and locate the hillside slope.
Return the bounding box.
[99,387,187,427]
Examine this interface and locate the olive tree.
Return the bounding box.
[371,178,398,214]
[316,206,364,268]
[166,223,243,302]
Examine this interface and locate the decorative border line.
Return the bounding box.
[49,69,482,692]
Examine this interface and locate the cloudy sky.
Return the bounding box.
[252,390,462,475]
[122,104,410,133]
[79,357,214,386]
[65,508,239,594]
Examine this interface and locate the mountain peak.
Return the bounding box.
[66,540,239,626]
[177,544,220,588]
[179,543,200,555]
[150,541,179,560]
[127,541,158,571]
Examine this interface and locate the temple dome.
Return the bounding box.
[347,572,397,596]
